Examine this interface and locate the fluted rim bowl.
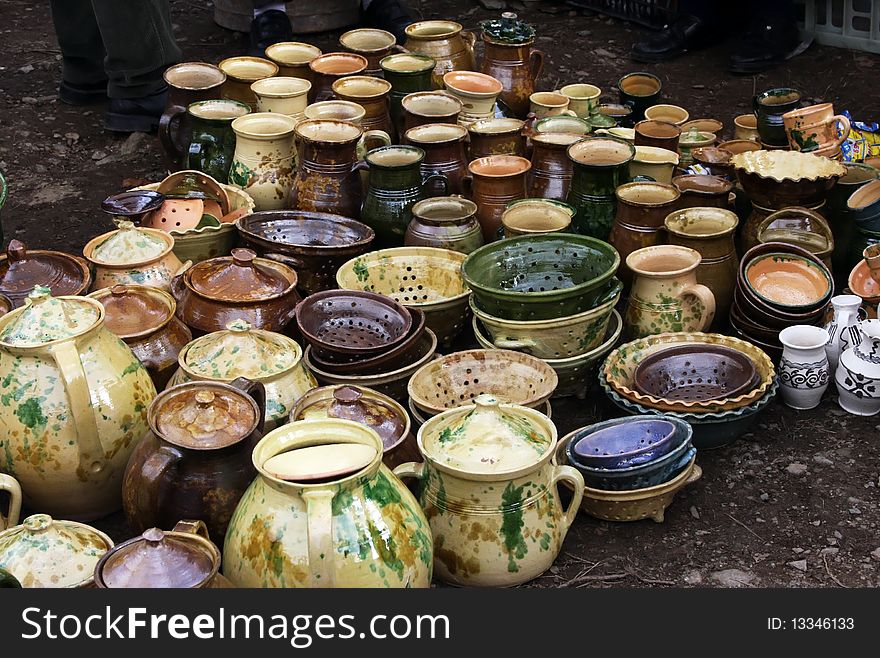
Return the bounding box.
[730,150,846,207]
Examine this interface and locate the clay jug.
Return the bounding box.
[467,118,527,160]
[229,112,297,211]
[332,75,394,137]
[379,54,436,136]
[836,319,880,416]
[527,133,582,201]
[466,155,530,242]
[339,28,405,77]
[308,52,368,103]
[405,196,484,253]
[480,13,544,118]
[403,20,476,87]
[404,123,469,195]
[823,294,862,374]
[779,325,831,410]
[185,99,251,184]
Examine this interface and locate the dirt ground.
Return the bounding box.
[1,0,878,588]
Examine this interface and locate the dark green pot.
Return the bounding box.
[753,87,802,147]
[827,163,880,283]
[380,54,436,137]
[0,567,21,588]
[185,99,251,184]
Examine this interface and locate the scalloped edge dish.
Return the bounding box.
[730,150,846,183]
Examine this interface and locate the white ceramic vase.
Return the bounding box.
[823,294,862,375]
[836,319,880,416]
[778,325,830,410]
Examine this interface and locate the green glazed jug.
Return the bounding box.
[566,137,635,240]
[186,99,251,184]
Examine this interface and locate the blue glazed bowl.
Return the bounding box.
[568,416,679,469]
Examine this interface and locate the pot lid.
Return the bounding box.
[0,286,100,346]
[0,240,90,304]
[88,221,169,264]
[89,285,174,338]
[295,385,406,449]
[480,12,535,43]
[98,527,214,588]
[182,319,299,379]
[153,382,258,449]
[0,514,111,587]
[187,248,293,302]
[263,443,377,481]
[419,395,554,474]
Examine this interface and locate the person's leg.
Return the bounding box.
[48,0,108,104]
[249,0,293,57]
[729,0,800,73]
[360,0,413,43]
[631,1,726,63]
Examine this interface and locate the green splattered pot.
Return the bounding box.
[223,418,433,588]
[0,287,156,520]
[394,396,583,587]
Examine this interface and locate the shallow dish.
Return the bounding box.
[633,345,757,402]
[848,258,880,303]
[567,416,680,469]
[744,252,832,310]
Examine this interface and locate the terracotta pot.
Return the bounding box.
[634,119,681,153]
[403,20,476,87]
[185,99,251,184]
[467,117,526,160]
[251,76,311,120]
[406,196,484,253]
[480,34,543,118]
[672,174,733,210]
[783,102,850,153]
[401,91,462,132]
[0,239,91,307]
[172,248,301,335]
[122,378,265,545]
[617,72,662,122]
[754,87,803,147]
[527,133,583,201]
[229,112,297,211]
[557,83,601,120]
[443,71,503,127]
[291,119,391,217]
[379,53,436,135]
[404,122,469,195]
[89,285,192,389]
[308,52,368,103]
[303,99,365,125]
[218,56,279,110]
[265,42,321,85]
[466,155,530,242]
[339,28,405,77]
[332,75,393,136]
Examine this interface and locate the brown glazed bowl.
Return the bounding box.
[0,239,92,307]
[733,280,826,330]
[672,175,733,209]
[729,298,783,344]
[730,150,847,208]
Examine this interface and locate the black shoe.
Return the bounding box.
[630,14,713,63]
[104,87,168,133]
[59,80,108,105]
[729,21,801,73]
[361,0,414,44]
[248,9,294,56]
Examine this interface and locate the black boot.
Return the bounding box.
[248,9,294,57]
[104,87,168,133]
[729,19,801,73]
[630,14,714,63]
[361,0,414,44]
[59,79,108,105]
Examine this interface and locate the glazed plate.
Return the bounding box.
[744,252,832,309]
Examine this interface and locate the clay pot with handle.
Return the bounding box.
[480,29,544,118]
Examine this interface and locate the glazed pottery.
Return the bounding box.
[734,113,760,142]
[292,119,391,217]
[644,104,689,126]
[0,513,112,588]
[568,416,679,469]
[339,28,403,76]
[95,520,232,588]
[846,178,880,231]
[466,155,530,241]
[681,118,724,135]
[596,103,633,128]
[0,240,91,308]
[744,251,832,310]
[332,75,394,136]
[467,118,527,160]
[754,87,803,147]
[731,150,846,209]
[380,54,436,135]
[265,41,321,83]
[625,245,716,338]
[168,319,316,429]
[236,210,375,295]
[501,198,574,238]
[566,137,636,239]
[404,20,476,86]
[0,474,20,531]
[0,287,156,520]
[303,99,366,125]
[83,221,185,292]
[394,396,582,587]
[717,139,762,156]
[609,181,680,286]
[186,99,251,183]
[742,202,826,253]
[630,146,679,184]
[528,91,575,120]
[755,206,835,269]
[527,133,582,201]
[778,325,830,409]
[534,115,591,136]
[89,285,192,389]
[443,71,504,127]
[229,112,297,211]
[219,56,279,110]
[404,123,469,195]
[171,248,301,334]
[678,128,717,167]
[664,207,739,330]
[224,419,433,587]
[251,76,311,120]
[556,83,601,120]
[406,196,484,253]
[672,174,733,209]
[361,145,447,247]
[633,345,756,402]
[617,72,661,121]
[159,62,227,170]
[692,146,733,179]
[783,103,850,153]
[828,163,879,278]
[634,119,681,152]
[401,91,463,132]
[480,17,544,118]
[122,378,263,543]
[308,52,368,103]
[836,319,880,415]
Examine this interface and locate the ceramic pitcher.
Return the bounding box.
[229,112,297,211]
[380,54,436,136]
[0,287,156,520]
[0,474,21,532]
[332,76,394,137]
[185,99,250,184]
[223,419,433,588]
[779,325,830,410]
[480,26,544,118]
[404,123,469,195]
[824,294,864,374]
[624,245,717,339]
[292,119,391,218]
[836,319,880,416]
[527,133,582,201]
[466,155,530,242]
[403,20,476,87]
[251,76,311,121]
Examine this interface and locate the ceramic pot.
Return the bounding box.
[159,62,227,171]
[609,181,680,287]
[664,207,739,330]
[219,56,279,110]
[778,325,830,409]
[783,103,850,153]
[742,202,826,253]
[303,99,366,125]
[308,52,368,103]
[836,319,880,415]
[443,71,503,127]
[755,206,835,270]
[171,248,301,335]
[0,240,91,308]
[672,174,733,209]
[527,133,582,201]
[265,42,321,86]
[625,245,716,338]
[566,137,635,240]
[0,513,113,588]
[0,474,20,532]
[557,83,601,120]
[754,87,803,147]
[251,76,311,121]
[617,72,661,122]
[332,75,394,136]
[734,113,760,142]
[401,91,462,132]
[406,196,484,253]
[823,294,862,375]
[631,146,679,184]
[339,28,404,77]
[481,34,543,118]
[380,54,436,135]
[185,99,250,183]
[122,378,265,544]
[847,178,880,231]
[83,221,185,292]
[678,128,717,167]
[828,163,880,280]
[404,20,476,87]
[596,103,634,128]
[394,396,583,587]
[634,119,681,153]
[404,123,469,195]
[466,155,530,242]
[501,199,574,239]
[361,145,448,247]
[534,115,591,137]
[89,285,192,389]
[528,91,575,120]
[95,520,232,588]
[467,118,527,160]
[0,287,156,520]
[223,419,433,587]
[229,112,297,211]
[644,103,689,126]
[292,119,391,217]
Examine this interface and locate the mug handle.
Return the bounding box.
[529,49,545,83]
[0,473,22,531]
[678,283,716,331]
[561,109,577,117]
[461,29,477,54]
[493,337,536,351]
[228,377,267,434]
[829,114,851,149]
[422,172,449,195]
[358,129,392,157]
[301,489,336,588]
[551,464,584,532]
[173,519,212,540]
[137,444,184,520]
[159,105,186,163]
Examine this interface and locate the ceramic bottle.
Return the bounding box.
[479,13,543,118]
[778,325,831,410]
[836,319,880,416]
[823,294,863,374]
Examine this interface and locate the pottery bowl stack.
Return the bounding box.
[847,246,880,308]
[462,233,622,398]
[600,331,778,449]
[730,242,834,360]
[554,416,701,523]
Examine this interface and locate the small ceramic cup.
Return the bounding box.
[556,83,601,119]
[734,113,760,142]
[528,91,576,120]
[309,52,369,103]
[251,76,311,119]
[634,120,681,153]
[644,104,689,126]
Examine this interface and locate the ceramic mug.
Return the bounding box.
[734,113,760,142]
[556,83,601,119]
[634,120,681,153]
[218,56,279,110]
[339,28,406,76]
[185,99,251,184]
[265,42,322,83]
[0,473,22,531]
[303,99,366,125]
[644,103,689,126]
[528,91,576,120]
[401,91,462,132]
[753,87,802,147]
[251,76,312,119]
[617,72,662,122]
[783,103,851,154]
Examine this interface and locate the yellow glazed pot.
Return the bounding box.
[229,112,298,211]
[0,287,156,520]
[223,419,433,588]
[251,76,311,120]
[404,20,476,87]
[630,146,680,184]
[394,396,583,587]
